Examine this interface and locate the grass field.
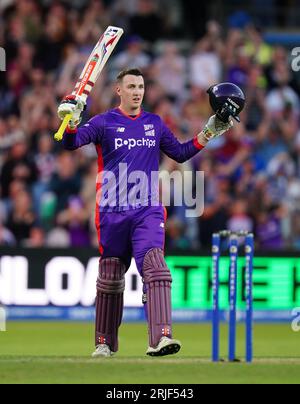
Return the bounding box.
[0,322,300,384]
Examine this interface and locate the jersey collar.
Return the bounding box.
[117,107,143,121]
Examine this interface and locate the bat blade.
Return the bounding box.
[73,26,124,100]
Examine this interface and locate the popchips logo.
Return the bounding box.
[115,138,156,150]
[0,47,6,71]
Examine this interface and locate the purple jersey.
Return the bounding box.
[62,108,204,212]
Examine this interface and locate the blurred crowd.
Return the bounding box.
[1,0,300,251]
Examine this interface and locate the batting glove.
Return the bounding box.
[198,115,234,143]
[58,95,86,129]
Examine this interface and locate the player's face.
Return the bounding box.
[117,75,145,113]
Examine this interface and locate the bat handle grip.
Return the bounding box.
[54,113,73,142]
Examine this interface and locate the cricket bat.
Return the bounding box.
[54,26,124,142]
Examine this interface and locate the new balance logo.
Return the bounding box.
[117,127,126,133]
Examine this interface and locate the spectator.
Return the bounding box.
[0,138,37,198]
[244,25,273,66]
[35,3,69,72]
[48,151,81,213]
[243,64,268,131]
[256,207,285,250]
[189,38,222,90]
[112,35,151,75]
[198,177,232,248]
[153,41,187,100]
[6,189,36,244]
[227,48,251,91]
[32,134,56,215]
[46,226,70,248]
[129,0,165,43]
[165,217,189,250]
[57,196,90,247]
[23,226,45,248]
[20,68,57,136]
[0,221,16,246]
[227,199,254,234]
[266,80,300,117]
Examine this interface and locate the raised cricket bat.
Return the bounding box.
[54,26,124,141]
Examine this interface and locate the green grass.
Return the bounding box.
[0,322,300,384]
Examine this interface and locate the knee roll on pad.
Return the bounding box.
[97,257,126,295]
[143,248,172,284]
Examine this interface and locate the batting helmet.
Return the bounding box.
[207,82,246,123]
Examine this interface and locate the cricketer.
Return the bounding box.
[57,69,234,358]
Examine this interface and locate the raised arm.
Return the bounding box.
[160,116,233,163]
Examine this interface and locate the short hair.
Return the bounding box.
[117,68,144,82]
